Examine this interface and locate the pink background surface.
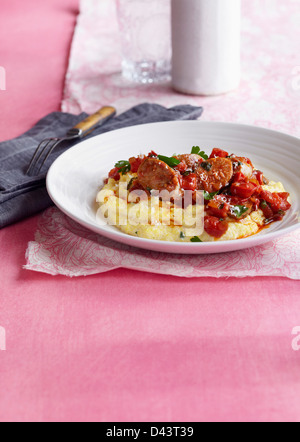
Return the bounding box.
[1,0,300,422]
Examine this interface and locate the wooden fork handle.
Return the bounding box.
[74,106,116,135]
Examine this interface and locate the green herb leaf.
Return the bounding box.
[231,205,249,218]
[204,190,219,200]
[157,155,180,168]
[180,231,185,239]
[115,160,129,168]
[190,236,203,243]
[115,160,131,175]
[191,146,200,154]
[201,162,212,172]
[191,146,208,160]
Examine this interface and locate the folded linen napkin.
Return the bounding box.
[0,103,203,229]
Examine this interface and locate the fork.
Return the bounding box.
[26,106,116,176]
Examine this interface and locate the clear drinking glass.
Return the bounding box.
[116,0,171,84]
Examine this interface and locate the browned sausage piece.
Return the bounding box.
[195,158,233,193]
[176,154,203,170]
[137,157,180,192]
[229,155,253,179]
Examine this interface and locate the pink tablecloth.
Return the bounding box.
[1,0,300,423]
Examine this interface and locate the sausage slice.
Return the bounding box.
[137,157,180,192]
[195,158,233,193]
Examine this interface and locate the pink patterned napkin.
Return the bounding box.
[24,208,300,279]
[62,0,300,137]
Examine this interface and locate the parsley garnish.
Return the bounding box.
[190,236,203,242]
[157,155,180,168]
[204,190,219,200]
[115,160,131,175]
[180,232,185,239]
[201,162,212,172]
[191,146,209,160]
[231,205,249,218]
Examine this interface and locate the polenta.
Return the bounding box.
[96,148,291,242]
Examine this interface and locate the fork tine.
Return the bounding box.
[31,139,55,171]
[26,138,62,176]
[26,138,54,175]
[35,139,63,175]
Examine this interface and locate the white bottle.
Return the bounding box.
[171,0,241,95]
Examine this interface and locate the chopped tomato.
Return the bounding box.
[108,167,120,181]
[264,213,285,225]
[260,190,291,213]
[209,148,229,159]
[129,156,145,173]
[221,194,249,207]
[147,150,158,158]
[260,190,273,205]
[250,196,261,211]
[230,182,258,198]
[204,216,229,238]
[232,172,246,183]
[259,200,273,219]
[175,161,188,173]
[251,170,264,185]
[206,199,230,219]
[276,192,291,211]
[181,173,198,191]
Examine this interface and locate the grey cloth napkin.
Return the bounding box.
[0,103,203,228]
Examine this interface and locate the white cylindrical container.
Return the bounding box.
[171,0,241,95]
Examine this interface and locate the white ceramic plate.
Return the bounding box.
[46,121,300,254]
